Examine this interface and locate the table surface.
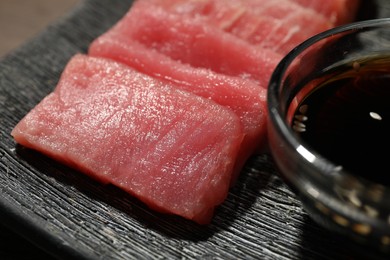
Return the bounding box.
[0,0,389,259]
[0,0,79,57]
[0,1,77,259]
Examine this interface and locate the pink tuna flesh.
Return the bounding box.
[291,0,361,25]
[93,1,282,87]
[89,37,268,179]
[142,0,333,54]
[11,54,245,224]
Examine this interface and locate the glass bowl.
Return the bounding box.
[267,18,390,250]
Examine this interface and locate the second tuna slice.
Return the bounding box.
[141,0,333,55]
[90,1,282,87]
[11,54,245,224]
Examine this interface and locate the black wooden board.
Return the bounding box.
[0,0,390,259]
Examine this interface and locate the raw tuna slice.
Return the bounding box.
[89,37,268,179]
[228,15,328,54]
[93,1,282,87]
[143,0,333,54]
[231,0,359,25]
[11,54,245,224]
[291,0,361,25]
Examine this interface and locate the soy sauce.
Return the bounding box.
[292,56,390,185]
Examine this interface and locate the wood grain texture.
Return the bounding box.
[1,0,390,259]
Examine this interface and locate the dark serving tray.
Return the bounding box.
[0,0,389,259]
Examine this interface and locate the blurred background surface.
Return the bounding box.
[0,1,79,258]
[0,0,79,57]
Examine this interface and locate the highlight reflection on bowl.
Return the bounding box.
[267,18,390,250]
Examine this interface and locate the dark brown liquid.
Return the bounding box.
[292,57,390,185]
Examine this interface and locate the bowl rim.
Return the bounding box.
[267,18,390,233]
[268,17,390,183]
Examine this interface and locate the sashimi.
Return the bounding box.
[224,0,360,25]
[236,0,334,52]
[89,37,268,178]
[291,0,361,25]
[92,1,282,86]
[11,54,245,224]
[143,0,333,54]
[228,16,327,54]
